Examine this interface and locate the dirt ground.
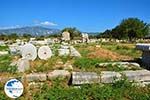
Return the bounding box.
[87,46,133,61]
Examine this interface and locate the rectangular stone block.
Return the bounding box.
[136,43,150,51]
[47,70,70,79]
[101,71,121,83]
[72,72,100,85]
[122,70,150,82]
[24,73,47,82]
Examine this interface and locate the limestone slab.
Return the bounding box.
[101,71,121,83]
[122,70,150,82]
[72,72,100,85]
[47,70,70,79]
[25,73,46,82]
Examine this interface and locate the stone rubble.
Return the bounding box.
[97,62,141,69]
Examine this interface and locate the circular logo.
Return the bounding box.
[4,79,23,99]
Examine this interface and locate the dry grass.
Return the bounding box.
[87,46,133,61]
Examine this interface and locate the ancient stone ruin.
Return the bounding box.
[62,31,71,41]
[82,33,89,43]
[136,43,150,68]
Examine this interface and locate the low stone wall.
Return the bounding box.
[0,70,71,83]
[72,70,150,85]
[1,70,150,86]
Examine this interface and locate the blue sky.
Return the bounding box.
[0,0,149,32]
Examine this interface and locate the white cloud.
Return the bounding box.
[40,21,57,26]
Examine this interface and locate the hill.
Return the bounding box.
[0,26,60,36]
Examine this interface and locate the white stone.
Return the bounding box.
[21,43,37,61]
[72,72,100,85]
[82,33,89,43]
[47,70,70,79]
[101,71,121,83]
[136,43,150,51]
[58,48,70,56]
[17,58,30,72]
[122,70,150,82]
[9,44,21,55]
[25,73,47,82]
[98,62,140,68]
[61,45,69,49]
[70,46,81,57]
[38,46,52,60]
[62,31,70,41]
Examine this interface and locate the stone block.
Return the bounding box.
[101,71,121,83]
[25,73,47,82]
[122,70,150,82]
[72,72,100,85]
[47,70,70,79]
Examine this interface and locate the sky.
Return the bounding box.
[0,0,149,32]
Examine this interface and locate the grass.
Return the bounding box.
[0,78,148,100]
[73,57,109,71]
[73,57,141,71]
[29,56,59,73]
[30,79,150,100]
[100,42,142,58]
[0,46,9,51]
[0,76,150,100]
[74,44,90,57]
[0,55,17,73]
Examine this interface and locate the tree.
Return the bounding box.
[61,27,81,39]
[116,18,149,40]
[98,18,149,41]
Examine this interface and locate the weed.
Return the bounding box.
[0,55,17,73]
[74,57,107,70]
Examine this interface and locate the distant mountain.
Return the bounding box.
[86,32,100,36]
[0,26,60,36]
